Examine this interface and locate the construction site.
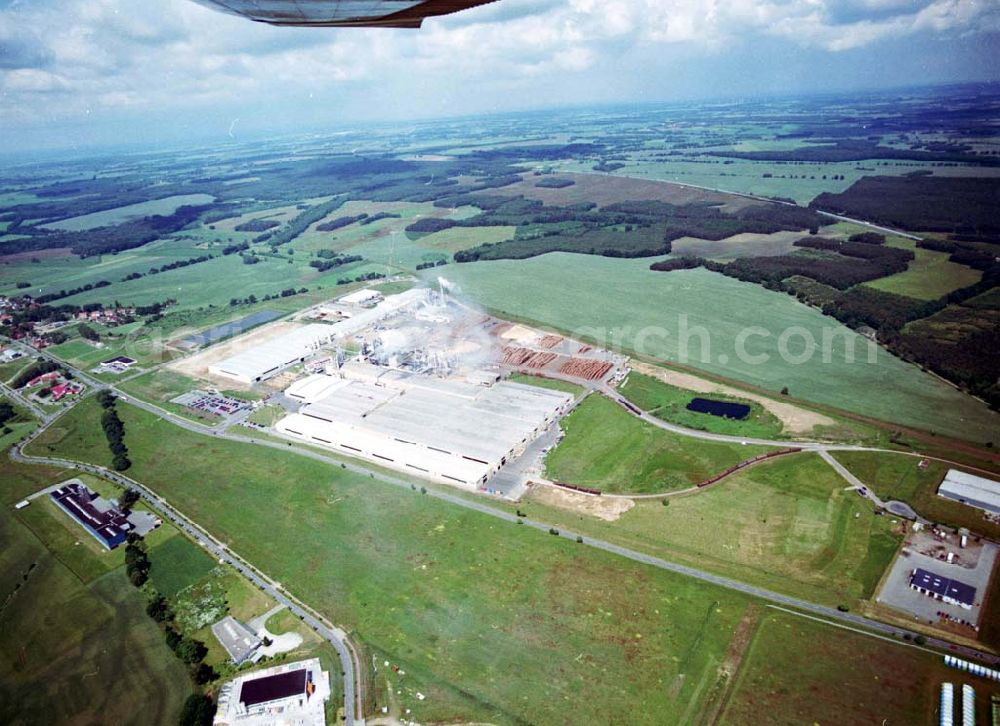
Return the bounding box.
[174,282,625,492]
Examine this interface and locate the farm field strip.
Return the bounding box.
[435,254,1000,441]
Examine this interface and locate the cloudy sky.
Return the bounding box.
[1,0,998,153]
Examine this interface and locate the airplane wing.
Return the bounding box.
[190,0,499,28]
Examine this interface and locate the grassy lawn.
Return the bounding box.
[0,357,31,383]
[34,397,756,726]
[0,420,37,452]
[619,371,785,439]
[832,451,1000,540]
[545,394,772,493]
[148,534,219,598]
[117,369,221,425]
[0,458,191,726]
[721,609,989,725]
[508,371,584,395]
[247,404,286,427]
[438,254,1000,442]
[864,240,982,300]
[526,453,901,607]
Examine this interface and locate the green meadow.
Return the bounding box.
[31,397,757,726]
[545,394,772,493]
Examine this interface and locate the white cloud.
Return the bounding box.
[0,0,995,138]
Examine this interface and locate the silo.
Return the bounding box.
[941,682,954,726]
[961,684,974,726]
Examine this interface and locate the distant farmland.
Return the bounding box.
[38,194,215,231]
[438,253,1000,442]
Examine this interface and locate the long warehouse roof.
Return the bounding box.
[209,289,431,381]
[939,469,1000,511]
[299,377,571,464]
[209,324,335,381]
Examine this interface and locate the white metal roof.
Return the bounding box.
[277,412,489,484]
[209,324,335,382]
[939,469,1000,511]
[276,373,571,485]
[284,373,350,403]
[340,288,382,305]
[208,289,431,382]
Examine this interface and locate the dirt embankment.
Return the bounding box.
[631,361,835,435]
[529,482,634,521]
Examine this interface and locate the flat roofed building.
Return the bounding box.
[209,324,335,384]
[285,374,351,404]
[910,567,977,609]
[209,290,430,384]
[50,480,135,550]
[276,368,572,488]
[339,288,383,306]
[938,469,1000,515]
[214,658,330,726]
[211,616,261,665]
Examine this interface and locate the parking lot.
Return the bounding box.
[876,527,998,632]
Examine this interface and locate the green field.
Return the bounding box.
[0,235,211,298]
[832,451,1000,539]
[417,225,516,254]
[865,241,982,300]
[545,394,773,493]
[508,371,584,395]
[38,194,215,231]
[529,453,900,607]
[437,253,1000,441]
[0,458,191,725]
[720,609,985,725]
[619,371,785,439]
[32,397,759,725]
[148,534,219,598]
[247,404,286,427]
[556,155,977,204]
[116,368,223,424]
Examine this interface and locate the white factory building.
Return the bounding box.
[938,469,1000,515]
[208,324,336,384]
[208,289,431,385]
[276,366,573,488]
[338,287,383,306]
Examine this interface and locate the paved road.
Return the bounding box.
[69,396,999,666]
[9,336,1000,687]
[819,450,930,524]
[0,379,50,422]
[10,430,364,726]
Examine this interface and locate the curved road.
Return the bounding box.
[84,398,1000,665]
[10,426,363,726]
[9,336,1000,709]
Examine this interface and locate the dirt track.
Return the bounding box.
[529,482,634,521]
[631,361,835,435]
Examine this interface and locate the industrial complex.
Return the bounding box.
[181,284,621,492]
[213,658,331,726]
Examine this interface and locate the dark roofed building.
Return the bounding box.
[239,668,309,708]
[50,481,134,550]
[909,567,977,609]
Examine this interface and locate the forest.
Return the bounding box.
[812,175,1000,238]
